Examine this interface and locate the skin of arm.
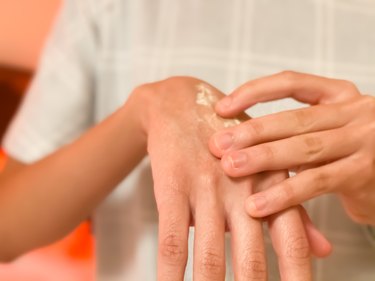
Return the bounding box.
[0,76,329,281]
[0,91,147,261]
[211,71,375,225]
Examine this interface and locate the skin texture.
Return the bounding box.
[0,76,329,280]
[210,71,375,226]
[141,77,331,280]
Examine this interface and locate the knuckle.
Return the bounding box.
[159,232,187,265]
[302,135,324,160]
[341,80,358,91]
[245,119,264,137]
[361,95,375,113]
[309,169,329,194]
[257,145,275,161]
[280,70,299,87]
[292,110,312,130]
[156,184,188,211]
[338,80,359,96]
[248,145,275,172]
[197,172,219,193]
[240,249,267,280]
[199,248,225,277]
[282,234,310,262]
[280,70,298,80]
[244,120,265,139]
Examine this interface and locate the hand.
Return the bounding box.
[210,71,375,225]
[132,76,329,281]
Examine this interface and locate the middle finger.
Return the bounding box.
[193,188,226,281]
[221,127,359,177]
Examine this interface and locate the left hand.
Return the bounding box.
[209,71,375,225]
[138,76,330,280]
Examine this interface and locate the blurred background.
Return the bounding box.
[0,1,94,280]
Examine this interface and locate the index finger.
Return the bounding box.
[216,71,359,117]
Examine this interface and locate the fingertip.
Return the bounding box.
[208,134,224,158]
[298,205,333,258]
[245,197,258,217]
[220,153,245,178]
[211,132,234,153]
[320,240,333,258]
[245,196,268,218]
[215,96,237,118]
[217,95,232,109]
[311,230,333,258]
[220,155,234,175]
[312,236,333,258]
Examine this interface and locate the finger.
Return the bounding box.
[251,170,312,281]
[193,191,226,281]
[268,207,312,281]
[210,102,353,157]
[298,205,332,257]
[251,170,290,193]
[245,157,352,218]
[254,171,332,258]
[290,163,321,174]
[221,127,359,177]
[216,71,359,117]
[228,205,267,281]
[157,189,190,281]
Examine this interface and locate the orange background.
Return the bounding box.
[0,1,94,280]
[0,0,61,69]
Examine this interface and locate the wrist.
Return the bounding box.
[122,86,150,141]
[126,84,157,137]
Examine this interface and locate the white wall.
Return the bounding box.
[0,0,61,70]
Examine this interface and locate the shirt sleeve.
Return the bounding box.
[2,0,98,164]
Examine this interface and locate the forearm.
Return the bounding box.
[0,92,146,261]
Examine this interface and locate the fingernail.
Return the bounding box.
[214,133,233,150]
[228,152,247,168]
[247,196,267,213]
[218,96,232,109]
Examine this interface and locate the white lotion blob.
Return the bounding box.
[195,83,242,129]
[196,83,219,106]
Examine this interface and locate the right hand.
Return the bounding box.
[131,77,331,281]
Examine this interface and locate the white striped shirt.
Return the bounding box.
[4,0,375,280]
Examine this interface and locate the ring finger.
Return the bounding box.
[228,204,267,281]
